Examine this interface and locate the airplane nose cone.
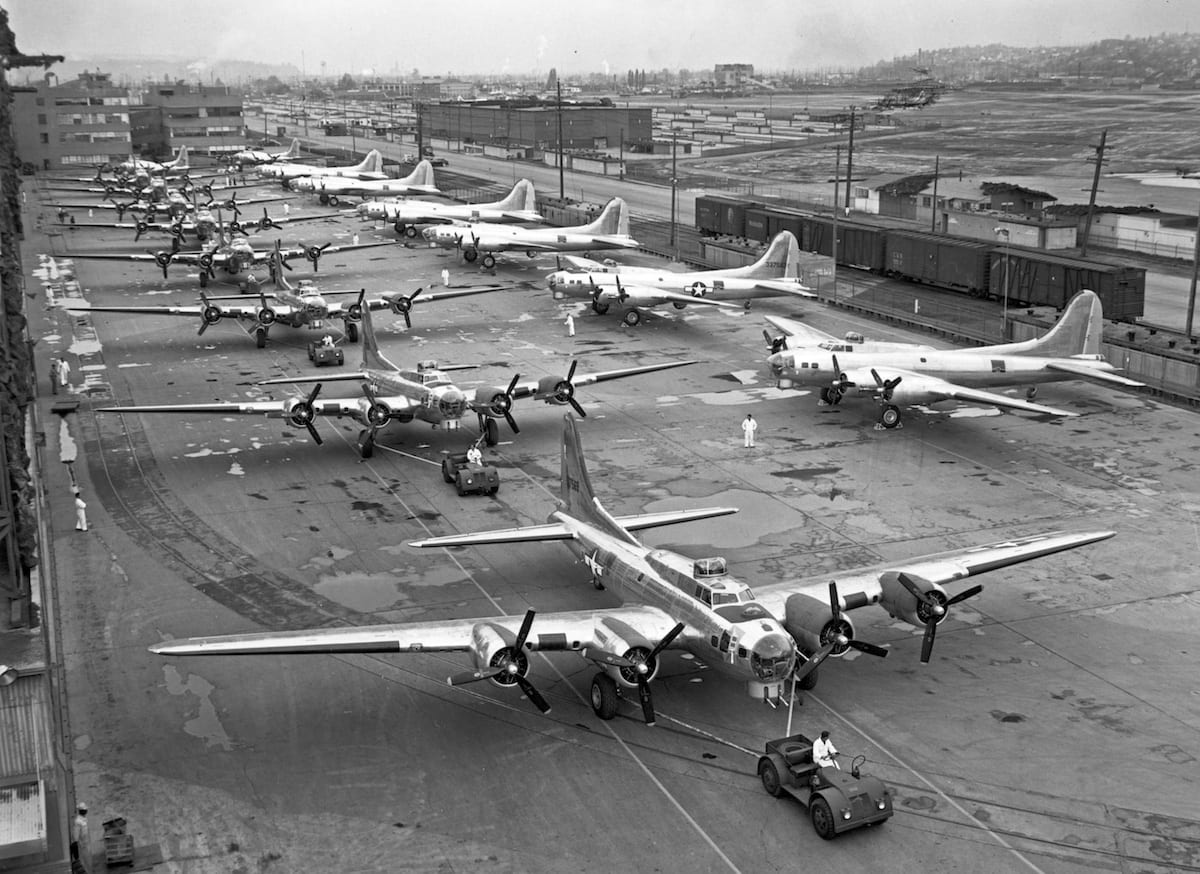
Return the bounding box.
[767,352,788,377]
[750,632,796,681]
[546,272,562,290]
[421,227,438,242]
[438,387,467,418]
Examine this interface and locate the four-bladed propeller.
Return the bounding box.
[447,610,551,714]
[895,573,983,663]
[388,287,423,328]
[197,292,222,336]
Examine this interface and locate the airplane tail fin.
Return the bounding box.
[1018,290,1104,357]
[358,305,398,371]
[284,138,301,159]
[173,145,189,169]
[579,198,628,236]
[353,149,383,174]
[495,179,535,212]
[398,159,433,187]
[740,231,800,278]
[559,415,639,544]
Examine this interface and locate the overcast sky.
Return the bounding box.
[7,0,1196,77]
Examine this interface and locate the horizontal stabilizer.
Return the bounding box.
[1045,360,1144,387]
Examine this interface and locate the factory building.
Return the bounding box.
[11,70,132,170]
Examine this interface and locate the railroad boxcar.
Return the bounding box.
[885,230,992,296]
[695,194,761,238]
[991,248,1144,319]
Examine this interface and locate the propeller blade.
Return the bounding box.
[920,620,938,664]
[947,584,983,607]
[849,640,890,658]
[647,622,685,661]
[515,675,551,714]
[447,667,501,686]
[637,677,656,725]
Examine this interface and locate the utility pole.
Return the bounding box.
[556,79,565,200]
[930,154,940,233]
[843,106,855,210]
[670,129,678,261]
[832,144,840,300]
[1080,129,1107,258]
[1187,199,1200,339]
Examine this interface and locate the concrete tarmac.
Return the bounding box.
[23,167,1200,874]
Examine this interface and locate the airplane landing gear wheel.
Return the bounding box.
[199,272,209,288]
[622,309,641,327]
[1026,386,1038,399]
[463,248,478,263]
[481,254,496,269]
[879,405,902,430]
[255,327,268,349]
[404,224,418,238]
[593,301,610,315]
[798,664,819,690]
[319,193,330,205]
[484,418,499,447]
[590,673,619,720]
[346,322,359,343]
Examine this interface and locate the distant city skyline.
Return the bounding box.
[7,0,1197,78]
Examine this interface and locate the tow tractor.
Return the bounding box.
[307,334,344,367]
[757,733,892,839]
[441,444,500,496]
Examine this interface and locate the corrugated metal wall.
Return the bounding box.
[0,676,55,778]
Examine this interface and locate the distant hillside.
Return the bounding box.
[858,32,1200,86]
[4,55,300,88]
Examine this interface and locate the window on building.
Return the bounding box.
[37,114,46,125]
[35,96,44,106]
[39,133,49,144]
[922,196,931,207]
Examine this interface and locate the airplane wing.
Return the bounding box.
[1044,361,1145,387]
[148,604,682,659]
[506,359,697,403]
[64,301,273,320]
[763,315,842,344]
[409,506,738,548]
[846,366,1077,417]
[753,530,1115,614]
[604,283,744,310]
[97,392,421,421]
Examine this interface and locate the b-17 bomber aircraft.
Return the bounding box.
[357,178,543,237]
[149,414,1115,726]
[99,306,692,457]
[290,160,440,204]
[546,231,817,327]
[259,148,388,185]
[67,234,394,289]
[230,138,302,169]
[70,205,338,247]
[66,266,507,348]
[422,197,639,269]
[765,289,1145,429]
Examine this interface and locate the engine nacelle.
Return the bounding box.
[473,385,512,416]
[466,623,530,689]
[594,618,659,688]
[783,593,856,657]
[878,571,949,628]
[285,397,316,429]
[860,376,941,408]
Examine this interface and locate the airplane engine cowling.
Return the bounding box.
[285,398,316,428]
[535,375,561,400]
[468,622,530,688]
[783,593,856,657]
[595,621,659,688]
[878,571,949,628]
[864,377,941,408]
[474,385,512,417]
